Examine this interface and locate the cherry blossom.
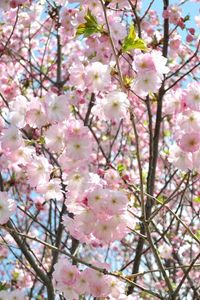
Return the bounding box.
[36,178,63,201]
[0,192,16,225]
[44,94,70,122]
[0,0,199,299]
[179,132,200,153]
[26,156,53,187]
[132,71,162,97]
[53,258,79,286]
[1,126,23,152]
[185,82,200,111]
[85,62,111,92]
[93,90,129,121]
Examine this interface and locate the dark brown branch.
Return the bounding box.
[127,0,169,295]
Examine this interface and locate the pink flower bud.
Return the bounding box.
[186,34,194,43]
[189,27,195,35]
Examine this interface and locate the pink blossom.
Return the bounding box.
[85,268,112,298]
[89,280,111,298]
[164,89,184,114]
[104,169,121,186]
[87,188,107,211]
[53,258,79,286]
[65,119,90,139]
[73,209,96,235]
[69,61,86,90]
[34,197,47,211]
[177,111,200,132]
[93,215,117,243]
[1,126,23,152]
[133,52,156,73]
[133,51,169,79]
[185,82,200,111]
[9,95,27,128]
[10,0,29,8]
[169,35,181,54]
[158,243,173,259]
[45,124,65,152]
[26,156,52,187]
[186,34,194,43]
[62,215,88,243]
[66,136,92,160]
[57,285,79,300]
[37,178,63,201]
[26,99,47,128]
[74,269,90,294]
[44,94,70,122]
[163,5,182,25]
[192,150,200,173]
[169,145,193,171]
[105,190,128,215]
[151,50,169,77]
[179,132,200,152]
[95,91,129,122]
[109,19,127,44]
[0,192,16,225]
[85,62,111,92]
[132,71,162,97]
[4,146,34,165]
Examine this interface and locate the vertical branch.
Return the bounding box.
[130,111,145,218]
[6,221,55,300]
[0,7,20,58]
[127,0,141,37]
[99,0,125,91]
[84,93,95,126]
[55,7,62,92]
[145,225,174,295]
[127,0,169,295]
[0,173,55,299]
[56,31,62,91]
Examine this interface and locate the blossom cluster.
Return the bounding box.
[0,192,16,225]
[63,185,133,245]
[0,0,199,298]
[53,258,130,300]
[132,50,169,97]
[168,82,200,172]
[0,0,30,10]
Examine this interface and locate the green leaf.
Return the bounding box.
[164,130,171,137]
[76,9,104,38]
[157,195,167,204]
[183,14,190,22]
[195,229,200,239]
[117,164,125,173]
[38,136,45,145]
[0,282,7,291]
[122,24,148,52]
[193,196,200,203]
[127,23,136,40]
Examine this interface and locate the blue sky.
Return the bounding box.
[144,0,200,30]
[67,0,199,33]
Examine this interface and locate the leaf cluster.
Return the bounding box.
[76,9,104,38]
[122,24,148,52]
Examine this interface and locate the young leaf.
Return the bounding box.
[0,282,7,291]
[122,24,148,52]
[117,164,126,173]
[193,196,200,203]
[76,9,104,38]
